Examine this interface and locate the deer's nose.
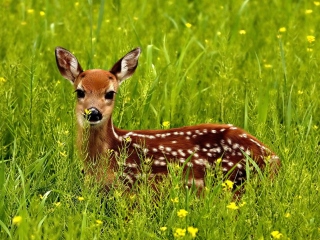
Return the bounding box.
[84,107,102,122]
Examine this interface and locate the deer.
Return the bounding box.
[55,46,280,193]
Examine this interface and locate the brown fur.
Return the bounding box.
[55,47,280,193]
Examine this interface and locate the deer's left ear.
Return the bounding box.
[110,47,141,84]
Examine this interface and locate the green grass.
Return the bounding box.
[1,0,320,239]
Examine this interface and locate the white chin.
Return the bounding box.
[89,120,102,126]
[77,118,103,127]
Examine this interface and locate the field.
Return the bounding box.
[1,0,320,239]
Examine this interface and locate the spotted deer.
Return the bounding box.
[55,46,280,192]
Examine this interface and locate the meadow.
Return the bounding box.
[0,0,320,239]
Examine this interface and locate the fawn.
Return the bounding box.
[55,47,280,192]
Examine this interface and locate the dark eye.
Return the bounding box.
[75,89,85,98]
[105,91,115,100]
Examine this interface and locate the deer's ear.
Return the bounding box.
[55,47,83,83]
[110,47,141,84]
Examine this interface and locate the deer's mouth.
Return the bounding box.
[87,119,102,126]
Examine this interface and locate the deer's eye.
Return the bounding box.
[105,91,116,100]
[75,89,85,98]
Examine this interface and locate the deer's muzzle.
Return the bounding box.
[84,107,102,124]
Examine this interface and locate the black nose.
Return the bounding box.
[84,107,102,122]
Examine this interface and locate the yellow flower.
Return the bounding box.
[60,151,67,157]
[307,48,313,52]
[185,23,192,28]
[144,158,152,165]
[264,64,272,68]
[227,202,239,210]
[305,9,313,14]
[27,9,34,14]
[40,11,45,16]
[313,125,318,130]
[84,109,91,116]
[78,196,85,201]
[271,230,283,239]
[239,30,246,35]
[298,90,303,95]
[12,216,22,225]
[106,149,115,155]
[75,2,79,7]
[187,226,199,238]
[279,27,286,33]
[173,163,181,171]
[124,136,131,142]
[0,77,6,83]
[96,219,103,225]
[129,194,136,200]
[222,180,234,191]
[307,35,315,43]
[177,209,188,218]
[160,226,167,231]
[174,228,186,238]
[171,197,179,203]
[162,121,170,128]
[216,158,222,164]
[284,212,291,218]
[315,1,320,6]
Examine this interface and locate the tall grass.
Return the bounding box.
[1,0,320,239]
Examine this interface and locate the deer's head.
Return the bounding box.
[55,47,141,127]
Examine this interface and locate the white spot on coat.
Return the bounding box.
[165,147,172,152]
[228,162,234,167]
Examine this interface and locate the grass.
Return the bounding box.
[0,0,320,239]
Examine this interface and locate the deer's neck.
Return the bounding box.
[77,117,122,181]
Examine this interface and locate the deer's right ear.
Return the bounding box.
[55,47,83,83]
[110,47,141,84]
